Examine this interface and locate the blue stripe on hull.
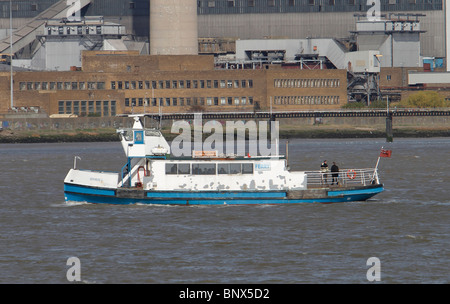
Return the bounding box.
[64,184,384,205]
[64,184,115,196]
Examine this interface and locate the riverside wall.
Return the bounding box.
[0,115,449,132]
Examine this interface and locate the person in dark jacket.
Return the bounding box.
[331,162,339,185]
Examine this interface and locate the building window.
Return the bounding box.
[81,101,87,115]
[289,0,295,6]
[88,101,94,114]
[227,0,235,7]
[103,101,109,116]
[58,101,64,114]
[66,101,72,114]
[73,101,79,115]
[111,101,116,116]
[208,1,215,8]
[268,0,275,7]
[111,81,116,89]
[248,0,255,7]
[96,101,101,114]
[387,75,392,81]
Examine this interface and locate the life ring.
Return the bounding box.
[347,169,356,180]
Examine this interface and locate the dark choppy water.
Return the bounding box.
[0,138,449,284]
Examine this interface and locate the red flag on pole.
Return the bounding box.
[380,149,392,158]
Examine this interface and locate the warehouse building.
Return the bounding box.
[0,50,347,116]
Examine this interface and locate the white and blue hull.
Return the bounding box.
[64,183,384,205]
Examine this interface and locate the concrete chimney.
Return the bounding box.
[149,0,198,55]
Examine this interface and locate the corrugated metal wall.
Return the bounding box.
[197,0,443,14]
[0,0,443,18]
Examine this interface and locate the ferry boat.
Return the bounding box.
[63,116,384,205]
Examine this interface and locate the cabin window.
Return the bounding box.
[218,164,229,174]
[192,164,216,175]
[177,164,190,175]
[166,164,178,175]
[230,163,241,174]
[242,163,253,174]
[218,163,253,174]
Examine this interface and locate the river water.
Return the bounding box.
[0,137,448,284]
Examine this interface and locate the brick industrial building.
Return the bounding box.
[0,50,347,116]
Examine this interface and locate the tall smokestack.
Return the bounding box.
[150,0,198,55]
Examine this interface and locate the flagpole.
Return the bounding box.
[372,147,383,183]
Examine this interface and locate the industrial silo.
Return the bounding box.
[149,0,198,55]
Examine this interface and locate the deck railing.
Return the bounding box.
[305,168,380,188]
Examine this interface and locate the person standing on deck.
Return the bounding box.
[331,162,339,185]
[320,160,329,184]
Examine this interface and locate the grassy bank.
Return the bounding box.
[1,125,449,143]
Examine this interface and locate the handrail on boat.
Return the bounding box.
[305,168,380,188]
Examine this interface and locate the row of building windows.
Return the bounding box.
[166,163,254,175]
[19,79,254,91]
[274,78,340,88]
[112,79,254,90]
[20,81,106,91]
[20,78,341,92]
[274,95,340,105]
[125,96,255,107]
[58,100,116,116]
